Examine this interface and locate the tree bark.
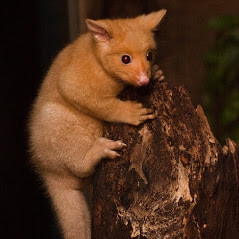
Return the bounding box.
[92,78,239,239]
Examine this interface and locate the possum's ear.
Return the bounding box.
[86,19,112,42]
[141,9,167,31]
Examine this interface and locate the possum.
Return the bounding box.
[28,9,166,239]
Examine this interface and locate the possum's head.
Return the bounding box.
[86,10,166,87]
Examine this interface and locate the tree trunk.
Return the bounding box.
[92,78,239,239]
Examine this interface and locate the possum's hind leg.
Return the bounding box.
[75,138,126,177]
[31,104,126,239]
[42,137,125,239]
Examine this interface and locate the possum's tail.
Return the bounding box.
[43,174,91,239]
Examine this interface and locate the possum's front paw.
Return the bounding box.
[151,64,165,81]
[122,101,155,126]
[94,138,126,160]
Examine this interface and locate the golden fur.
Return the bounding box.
[29,10,166,239]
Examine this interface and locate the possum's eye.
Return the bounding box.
[121,55,131,65]
[146,51,153,61]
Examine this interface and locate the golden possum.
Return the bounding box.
[29,10,166,239]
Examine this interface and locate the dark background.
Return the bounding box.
[1,0,239,238]
[1,1,68,238]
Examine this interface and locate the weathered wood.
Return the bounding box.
[92,78,239,239]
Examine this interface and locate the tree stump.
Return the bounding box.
[92,78,239,239]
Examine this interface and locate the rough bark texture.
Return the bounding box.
[92,79,239,239]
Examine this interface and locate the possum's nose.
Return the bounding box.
[136,72,149,86]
